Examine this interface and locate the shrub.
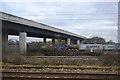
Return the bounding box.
[2,53,27,65]
[99,53,119,66]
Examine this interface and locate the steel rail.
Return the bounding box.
[2,71,119,80]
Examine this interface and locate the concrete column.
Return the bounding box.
[2,30,8,53]
[43,38,46,43]
[77,40,80,45]
[0,24,1,80]
[19,32,27,54]
[67,38,71,45]
[81,38,86,44]
[52,38,55,44]
[65,39,67,44]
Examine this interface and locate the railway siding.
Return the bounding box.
[2,65,119,80]
[2,71,119,79]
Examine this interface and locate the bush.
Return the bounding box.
[2,53,27,65]
[99,53,119,66]
[74,51,103,56]
[24,52,44,56]
[12,54,27,65]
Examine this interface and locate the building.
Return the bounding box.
[79,43,119,52]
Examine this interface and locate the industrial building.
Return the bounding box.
[79,43,120,52]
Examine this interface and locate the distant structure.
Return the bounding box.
[118,2,120,43]
[79,43,120,52]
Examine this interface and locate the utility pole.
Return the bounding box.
[118,2,120,43]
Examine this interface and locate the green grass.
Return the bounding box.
[2,64,120,70]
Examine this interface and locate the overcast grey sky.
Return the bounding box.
[1,0,119,42]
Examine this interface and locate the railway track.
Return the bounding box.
[2,71,119,80]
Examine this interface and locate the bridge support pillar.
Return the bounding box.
[77,40,80,45]
[43,38,46,43]
[52,38,55,44]
[81,38,86,44]
[67,38,71,45]
[2,30,8,53]
[65,39,67,44]
[19,32,27,54]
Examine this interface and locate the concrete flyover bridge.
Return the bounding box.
[0,11,85,54]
